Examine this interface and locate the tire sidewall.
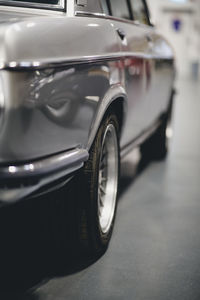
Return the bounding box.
[83,113,120,254]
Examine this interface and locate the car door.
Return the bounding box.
[129,0,175,127]
[101,0,154,149]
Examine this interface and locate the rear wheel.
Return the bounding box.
[78,113,120,256]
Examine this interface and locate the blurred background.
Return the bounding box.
[147,0,200,80]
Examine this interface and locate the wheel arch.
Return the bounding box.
[87,85,127,151]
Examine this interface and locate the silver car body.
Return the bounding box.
[0,0,175,203]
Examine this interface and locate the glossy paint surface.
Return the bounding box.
[0,63,114,162]
[0,7,175,164]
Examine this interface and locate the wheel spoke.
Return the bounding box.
[100,185,106,196]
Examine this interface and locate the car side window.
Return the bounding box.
[109,0,131,20]
[130,0,149,25]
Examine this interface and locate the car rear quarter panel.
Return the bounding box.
[0,15,124,163]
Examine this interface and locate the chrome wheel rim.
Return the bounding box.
[98,123,118,234]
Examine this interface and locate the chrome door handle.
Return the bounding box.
[116,28,126,41]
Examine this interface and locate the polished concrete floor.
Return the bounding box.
[0,78,200,299]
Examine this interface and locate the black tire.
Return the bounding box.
[140,99,173,161]
[77,113,120,257]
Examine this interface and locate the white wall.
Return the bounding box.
[147,0,200,79]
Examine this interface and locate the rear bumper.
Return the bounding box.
[0,148,89,205]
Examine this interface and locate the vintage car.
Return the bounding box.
[0,0,175,255]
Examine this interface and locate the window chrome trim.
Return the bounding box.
[75,8,151,26]
[0,0,66,11]
[75,10,140,26]
[75,11,106,18]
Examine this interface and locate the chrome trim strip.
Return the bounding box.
[0,52,173,71]
[75,11,106,18]
[75,10,140,26]
[0,148,89,179]
[0,0,66,11]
